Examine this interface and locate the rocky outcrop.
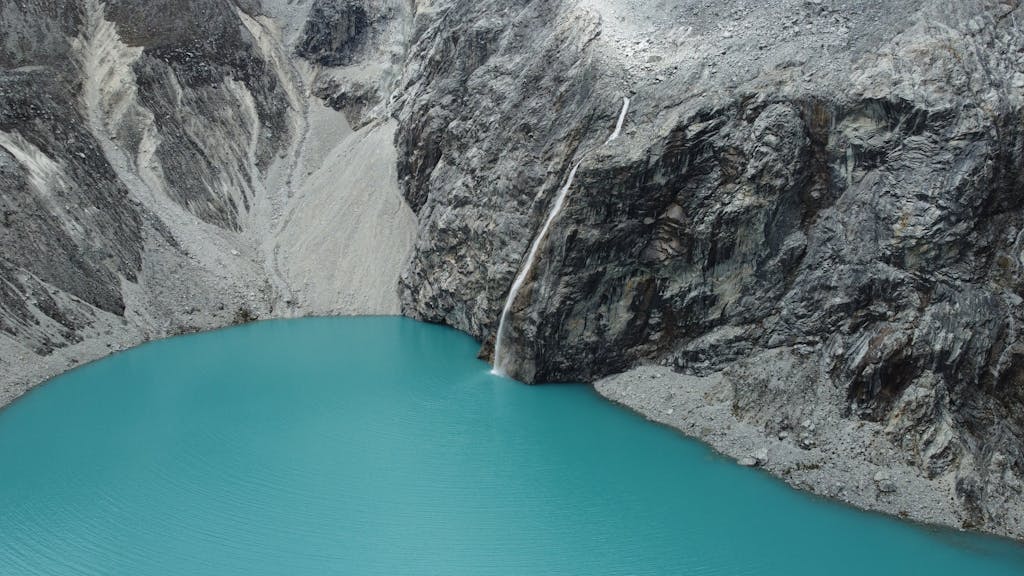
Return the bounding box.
[299,0,411,128]
[394,0,1024,538]
[297,0,375,67]
[0,0,144,355]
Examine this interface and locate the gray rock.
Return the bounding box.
[875,471,898,494]
[295,0,373,67]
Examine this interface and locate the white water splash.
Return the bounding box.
[607,97,631,143]
[492,97,631,377]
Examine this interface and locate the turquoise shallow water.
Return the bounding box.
[1,317,1023,575]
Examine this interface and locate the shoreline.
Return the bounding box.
[594,365,1024,544]
[0,312,416,414]
[4,319,1023,545]
[0,310,233,414]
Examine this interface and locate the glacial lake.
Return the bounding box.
[1,317,1023,575]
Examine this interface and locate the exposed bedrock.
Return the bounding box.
[395,0,1024,537]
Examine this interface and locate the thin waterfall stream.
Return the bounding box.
[492,97,631,376]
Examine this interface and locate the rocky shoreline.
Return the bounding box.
[0,306,246,411]
[596,364,1024,542]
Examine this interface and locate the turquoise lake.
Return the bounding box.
[1,317,1023,575]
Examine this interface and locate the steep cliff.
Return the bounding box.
[0,0,1022,541]
[394,0,1024,538]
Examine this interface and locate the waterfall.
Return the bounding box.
[607,96,631,143]
[491,162,581,376]
[492,97,631,377]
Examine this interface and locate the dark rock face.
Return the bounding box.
[0,1,143,352]
[396,0,607,334]
[296,0,372,67]
[0,72,143,312]
[394,0,1024,535]
[294,0,411,129]
[107,0,292,229]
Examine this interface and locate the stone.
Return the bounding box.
[874,471,897,493]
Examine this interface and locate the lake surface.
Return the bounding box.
[1,317,1023,575]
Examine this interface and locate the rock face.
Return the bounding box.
[0,0,305,336]
[0,0,143,354]
[394,0,1024,538]
[0,0,1023,541]
[297,0,374,67]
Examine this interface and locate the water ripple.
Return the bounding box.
[1,317,1022,575]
